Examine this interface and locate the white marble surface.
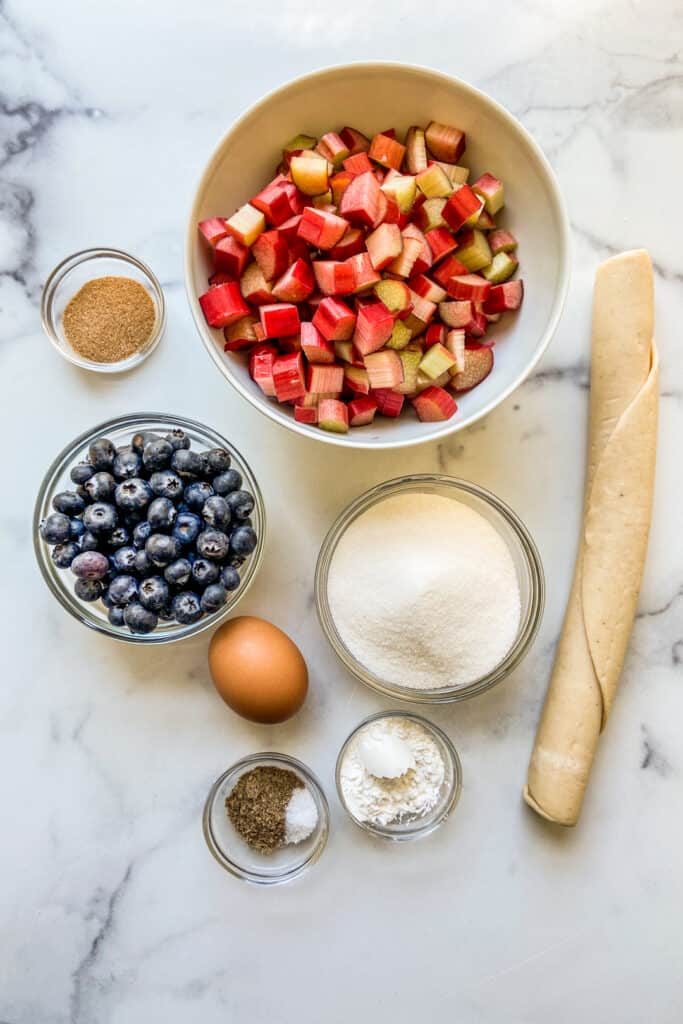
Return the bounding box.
[1,1,682,1020]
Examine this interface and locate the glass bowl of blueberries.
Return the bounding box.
[33,413,265,643]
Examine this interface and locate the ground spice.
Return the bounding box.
[62,276,155,363]
[226,766,302,854]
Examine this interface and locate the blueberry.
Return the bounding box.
[172,511,202,546]
[142,438,174,472]
[107,574,139,605]
[206,447,232,475]
[83,471,116,502]
[69,517,86,540]
[52,490,85,516]
[171,448,203,480]
[226,490,255,521]
[220,565,241,591]
[121,511,144,529]
[157,604,174,621]
[171,591,202,625]
[79,530,99,552]
[132,431,161,454]
[201,495,231,531]
[51,541,80,568]
[164,558,192,587]
[183,481,214,512]
[191,558,219,587]
[133,520,153,548]
[83,502,118,535]
[88,437,117,470]
[150,469,183,502]
[74,579,103,602]
[107,526,131,549]
[200,583,228,613]
[115,478,153,512]
[40,513,71,544]
[165,428,190,451]
[145,533,180,567]
[229,526,257,557]
[224,552,245,568]
[124,602,158,634]
[139,576,170,612]
[113,450,142,480]
[134,549,154,576]
[213,469,242,495]
[71,551,110,580]
[147,496,177,530]
[196,529,230,561]
[70,462,94,485]
[108,606,125,627]
[111,546,138,573]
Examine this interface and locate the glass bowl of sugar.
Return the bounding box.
[315,474,544,703]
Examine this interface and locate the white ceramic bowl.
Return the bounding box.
[186,62,570,450]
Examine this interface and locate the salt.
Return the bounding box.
[327,491,521,690]
[284,786,318,845]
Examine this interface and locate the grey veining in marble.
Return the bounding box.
[1,1,682,1022]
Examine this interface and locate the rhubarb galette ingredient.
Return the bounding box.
[197,118,524,433]
[208,616,308,723]
[62,276,156,363]
[327,491,521,689]
[339,716,445,826]
[39,429,258,634]
[226,766,316,853]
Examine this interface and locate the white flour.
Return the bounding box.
[339,717,445,826]
[328,491,521,690]
[285,786,318,845]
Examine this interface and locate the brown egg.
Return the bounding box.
[208,616,308,723]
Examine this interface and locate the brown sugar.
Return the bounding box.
[62,276,155,363]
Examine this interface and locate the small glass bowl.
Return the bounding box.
[33,413,265,644]
[336,711,462,841]
[315,474,544,703]
[41,248,166,373]
[203,753,330,885]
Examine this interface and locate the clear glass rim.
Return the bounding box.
[40,247,166,373]
[315,474,545,703]
[33,412,266,645]
[335,710,463,841]
[202,752,330,885]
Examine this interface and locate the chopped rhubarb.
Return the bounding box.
[368,132,406,170]
[329,227,366,261]
[482,252,519,284]
[317,131,349,168]
[318,399,349,433]
[240,262,274,306]
[272,259,315,303]
[252,230,289,282]
[208,272,233,287]
[259,303,301,339]
[432,254,469,288]
[393,348,423,395]
[419,342,456,379]
[251,176,302,226]
[364,349,404,389]
[340,171,383,228]
[372,388,404,417]
[374,279,412,315]
[312,297,356,341]
[223,314,259,352]
[343,152,373,175]
[366,222,403,271]
[385,319,413,350]
[348,395,378,426]
[405,126,428,174]
[472,172,505,215]
[425,121,466,162]
[306,363,344,393]
[297,206,349,250]
[454,229,492,272]
[425,323,447,348]
[482,279,524,314]
[312,260,355,296]
[450,343,494,391]
[448,274,491,302]
[409,274,447,303]
[290,153,329,196]
[415,163,453,199]
[425,227,457,263]
[225,203,266,247]
[213,235,249,278]
[249,343,278,397]
[402,224,432,275]
[387,235,422,278]
[381,174,416,214]
[344,365,370,394]
[294,405,318,425]
[300,321,335,363]
[412,385,457,421]
[489,229,518,255]
[347,252,381,294]
[339,126,371,155]
[352,302,395,356]
[198,281,250,328]
[198,217,229,248]
[415,197,447,232]
[446,329,466,372]
[272,352,306,402]
[442,185,483,232]
[438,300,474,329]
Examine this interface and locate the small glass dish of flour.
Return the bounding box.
[335,712,462,841]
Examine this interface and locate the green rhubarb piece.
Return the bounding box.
[482,252,519,283]
[284,133,317,156]
[385,320,413,350]
[394,348,423,394]
[419,342,456,380]
[381,174,417,213]
[457,229,492,271]
[415,163,453,198]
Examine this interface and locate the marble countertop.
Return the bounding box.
[2,1,681,1021]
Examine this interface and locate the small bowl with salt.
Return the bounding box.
[336,712,462,841]
[203,753,329,885]
[315,474,544,703]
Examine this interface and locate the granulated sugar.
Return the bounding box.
[327,491,521,690]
